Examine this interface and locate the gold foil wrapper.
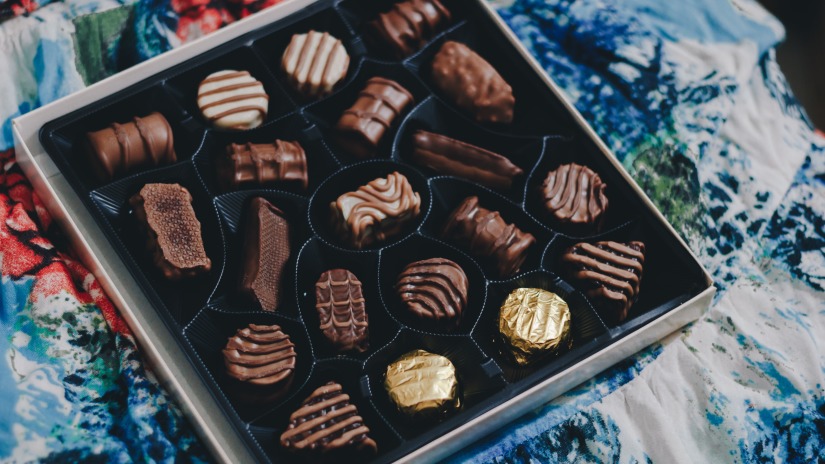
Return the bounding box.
[498,288,572,366]
[384,349,460,419]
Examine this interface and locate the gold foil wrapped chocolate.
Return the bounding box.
[384,349,460,419]
[498,288,572,366]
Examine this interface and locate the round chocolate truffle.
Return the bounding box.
[384,349,461,419]
[541,163,608,230]
[498,288,572,366]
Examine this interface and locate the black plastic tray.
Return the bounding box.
[38,0,708,462]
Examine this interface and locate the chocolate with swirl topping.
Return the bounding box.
[561,240,645,322]
[222,323,296,403]
[396,258,468,327]
[280,381,377,457]
[541,163,608,230]
[330,171,421,249]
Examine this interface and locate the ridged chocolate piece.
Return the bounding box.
[315,269,369,353]
[129,183,211,280]
[330,171,421,249]
[396,258,468,326]
[442,196,534,278]
[281,30,350,99]
[281,381,377,456]
[240,198,291,312]
[218,140,308,191]
[85,112,177,182]
[561,241,645,321]
[541,163,608,229]
[223,324,296,402]
[335,77,414,159]
[369,0,452,58]
[411,130,523,190]
[197,70,269,130]
[431,41,514,124]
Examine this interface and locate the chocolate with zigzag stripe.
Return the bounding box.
[315,269,369,353]
[197,70,269,130]
[280,381,377,457]
[281,30,350,99]
[222,323,296,403]
[369,0,452,59]
[561,240,645,321]
[334,77,414,158]
[396,258,468,327]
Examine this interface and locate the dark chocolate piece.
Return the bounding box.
[218,140,308,191]
[369,0,452,58]
[223,323,296,403]
[431,41,514,124]
[396,258,468,326]
[541,163,608,229]
[411,130,523,190]
[281,31,350,99]
[85,112,176,182]
[240,198,291,312]
[129,183,211,280]
[442,196,534,278]
[315,269,369,352]
[561,241,645,321]
[335,77,414,159]
[281,381,377,456]
[329,171,421,249]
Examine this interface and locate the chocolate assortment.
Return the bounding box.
[38,1,709,462]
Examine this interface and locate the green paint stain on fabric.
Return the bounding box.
[72,5,135,86]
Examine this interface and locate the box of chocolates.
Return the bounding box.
[13,0,715,462]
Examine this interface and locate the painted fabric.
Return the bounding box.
[0,0,822,462]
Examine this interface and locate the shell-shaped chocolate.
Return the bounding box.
[280,381,377,456]
[541,163,608,229]
[315,269,369,352]
[369,0,452,58]
[561,241,645,321]
[395,258,468,326]
[222,324,296,403]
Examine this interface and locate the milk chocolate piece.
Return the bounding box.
[281,31,350,99]
[197,70,269,130]
[240,198,291,312]
[431,41,514,124]
[281,381,377,456]
[223,324,296,403]
[396,258,468,326]
[498,288,572,366]
[335,77,414,159]
[561,241,645,321]
[411,130,523,190]
[218,140,308,191]
[541,163,608,230]
[129,183,211,280]
[384,349,460,419]
[315,269,369,353]
[442,196,534,278]
[330,171,421,249]
[369,0,452,58]
[84,112,176,182]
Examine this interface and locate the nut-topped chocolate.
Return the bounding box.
[85,112,177,182]
[498,288,572,366]
[335,77,414,159]
[442,196,534,278]
[130,183,211,280]
[197,70,269,130]
[431,41,514,124]
[411,130,523,190]
[330,171,421,249]
[561,241,645,321]
[240,198,291,312]
[541,163,608,230]
[385,349,461,419]
[223,323,296,402]
[218,140,308,191]
[369,0,452,58]
[281,381,378,457]
[396,258,468,327]
[315,269,369,353]
[281,31,350,99]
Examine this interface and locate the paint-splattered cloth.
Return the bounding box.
[0,0,823,462]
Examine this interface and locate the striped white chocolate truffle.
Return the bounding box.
[197,70,269,130]
[281,31,349,99]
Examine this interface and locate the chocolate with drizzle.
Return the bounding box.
[223,324,296,403]
[197,70,269,130]
[281,30,350,99]
[396,257,468,326]
[561,241,645,321]
[315,269,369,353]
[541,163,608,230]
[369,0,452,58]
[280,381,377,456]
